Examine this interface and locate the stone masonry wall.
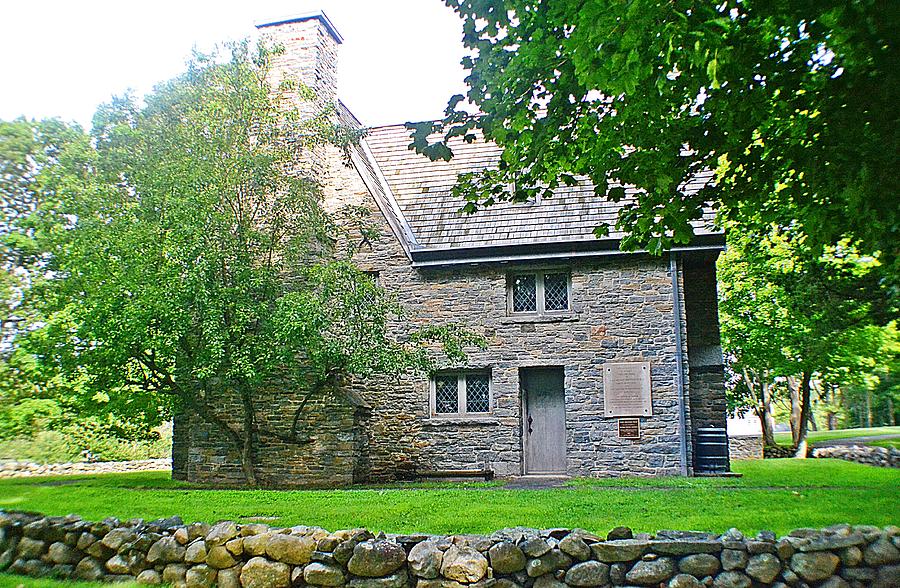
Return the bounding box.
[683,258,727,472]
[172,380,363,488]
[812,446,900,469]
[0,459,171,479]
[2,510,899,588]
[174,138,725,485]
[728,436,764,461]
[683,257,727,435]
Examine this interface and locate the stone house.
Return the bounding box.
[171,12,729,487]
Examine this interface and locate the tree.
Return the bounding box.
[719,222,892,452]
[414,0,898,288]
[10,43,476,485]
[1,118,158,446]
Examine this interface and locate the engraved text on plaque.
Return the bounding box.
[603,361,652,417]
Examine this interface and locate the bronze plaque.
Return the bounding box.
[603,361,652,417]
[618,418,641,439]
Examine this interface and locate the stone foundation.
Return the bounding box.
[2,510,899,588]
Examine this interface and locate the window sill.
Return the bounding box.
[423,417,500,427]
[500,313,578,324]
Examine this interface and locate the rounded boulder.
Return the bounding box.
[488,541,527,574]
[240,556,291,588]
[441,545,489,583]
[265,533,316,565]
[347,540,407,577]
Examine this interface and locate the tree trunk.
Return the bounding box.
[743,367,776,447]
[794,371,813,459]
[826,384,836,430]
[888,397,896,426]
[865,389,873,427]
[759,377,776,446]
[789,376,801,447]
[191,395,255,483]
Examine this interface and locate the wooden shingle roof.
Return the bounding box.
[341,106,723,266]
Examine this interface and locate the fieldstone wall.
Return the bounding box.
[728,436,764,461]
[2,511,899,588]
[812,446,900,468]
[0,459,171,479]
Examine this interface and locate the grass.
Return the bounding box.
[0,574,138,587]
[867,438,900,449]
[0,459,897,537]
[773,426,900,446]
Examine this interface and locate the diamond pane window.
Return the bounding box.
[544,273,569,311]
[508,271,571,315]
[432,372,492,417]
[434,376,458,414]
[512,275,537,312]
[466,375,490,413]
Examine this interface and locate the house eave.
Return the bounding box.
[409,234,726,268]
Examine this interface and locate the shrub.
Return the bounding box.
[0,431,80,463]
[0,423,172,464]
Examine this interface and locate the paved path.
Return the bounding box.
[811,434,900,447]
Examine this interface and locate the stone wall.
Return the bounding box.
[2,510,899,588]
[728,436,764,461]
[812,446,900,468]
[0,459,171,479]
[172,382,365,488]
[172,138,731,486]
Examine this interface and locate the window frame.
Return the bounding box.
[507,270,572,316]
[429,371,493,418]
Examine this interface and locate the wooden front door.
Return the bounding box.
[522,368,567,474]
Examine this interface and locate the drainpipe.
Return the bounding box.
[670,252,690,476]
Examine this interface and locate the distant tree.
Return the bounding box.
[719,223,892,453]
[414,0,898,292]
[8,43,477,485]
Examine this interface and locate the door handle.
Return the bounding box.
[527,415,533,434]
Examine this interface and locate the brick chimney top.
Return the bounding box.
[255,11,343,45]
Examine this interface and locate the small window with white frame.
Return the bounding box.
[430,371,492,417]
[508,271,571,315]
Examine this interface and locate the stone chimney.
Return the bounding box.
[255,12,344,188]
[255,11,343,119]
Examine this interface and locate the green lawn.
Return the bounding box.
[774,426,900,446]
[0,574,138,588]
[867,438,900,449]
[0,459,896,537]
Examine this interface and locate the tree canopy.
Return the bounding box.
[413,0,898,281]
[1,43,477,483]
[719,225,898,448]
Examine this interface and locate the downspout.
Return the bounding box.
[670,252,690,476]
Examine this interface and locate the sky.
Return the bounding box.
[0,0,468,129]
